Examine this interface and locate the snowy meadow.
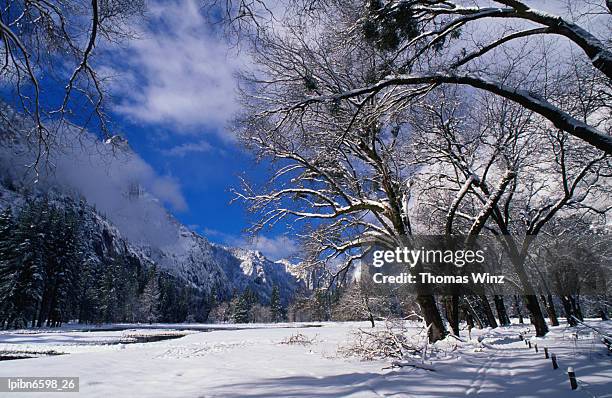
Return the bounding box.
[0,320,610,397]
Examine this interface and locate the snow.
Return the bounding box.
[0,320,610,397]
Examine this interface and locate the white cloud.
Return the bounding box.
[243,235,299,260]
[204,228,299,260]
[0,129,188,246]
[110,0,246,135]
[161,140,213,157]
[149,175,188,211]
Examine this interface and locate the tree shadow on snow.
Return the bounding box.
[210,353,611,398]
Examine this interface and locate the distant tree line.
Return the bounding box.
[208,285,287,324]
[285,282,609,329]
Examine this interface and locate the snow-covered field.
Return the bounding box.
[0,321,610,397]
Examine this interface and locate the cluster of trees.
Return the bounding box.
[229,0,611,341]
[286,278,608,334]
[0,200,81,328]
[209,285,287,323]
[0,197,211,329]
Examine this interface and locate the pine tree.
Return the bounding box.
[0,207,14,258]
[99,254,121,323]
[5,200,46,328]
[270,285,284,322]
[38,205,64,327]
[232,294,250,323]
[0,207,16,327]
[77,258,100,324]
[312,289,329,321]
[206,286,218,320]
[49,208,83,326]
[138,269,160,324]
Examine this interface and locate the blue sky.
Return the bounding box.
[0,0,296,259]
[96,0,297,259]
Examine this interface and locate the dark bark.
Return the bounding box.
[493,295,511,326]
[569,295,583,321]
[451,295,460,335]
[444,295,460,336]
[465,297,484,328]
[600,309,609,321]
[514,295,524,324]
[541,294,559,326]
[463,304,475,329]
[508,252,548,336]
[560,295,578,326]
[525,294,548,336]
[417,294,447,343]
[479,295,498,328]
[363,296,375,328]
[600,296,609,320]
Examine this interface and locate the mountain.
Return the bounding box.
[0,122,304,321]
[139,218,304,305]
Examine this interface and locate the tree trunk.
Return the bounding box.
[493,295,510,326]
[560,295,578,326]
[600,296,609,321]
[363,297,375,328]
[514,295,524,324]
[479,295,498,328]
[511,256,548,336]
[463,304,475,329]
[525,295,548,336]
[444,295,460,336]
[451,295,460,335]
[541,294,559,326]
[417,294,447,343]
[465,297,484,328]
[600,309,609,321]
[569,295,583,321]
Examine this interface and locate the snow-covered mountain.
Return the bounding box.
[138,219,304,304]
[0,123,304,306]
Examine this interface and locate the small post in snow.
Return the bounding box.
[551,354,558,370]
[534,344,538,353]
[567,367,577,390]
[528,340,531,349]
[544,347,549,359]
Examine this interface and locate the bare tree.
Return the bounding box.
[0,0,144,166]
[409,64,610,335]
[219,0,611,152]
[332,282,377,327]
[233,7,455,341]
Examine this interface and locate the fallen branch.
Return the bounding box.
[387,360,436,371]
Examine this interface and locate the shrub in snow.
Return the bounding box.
[338,319,425,361]
[280,332,315,346]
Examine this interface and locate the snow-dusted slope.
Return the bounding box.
[226,248,303,304]
[140,219,304,303]
[0,125,304,303]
